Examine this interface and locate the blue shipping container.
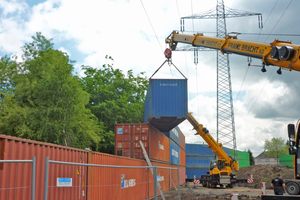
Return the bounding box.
[186,143,230,157]
[144,79,188,132]
[170,140,180,165]
[162,126,180,146]
[186,155,215,168]
[186,167,208,180]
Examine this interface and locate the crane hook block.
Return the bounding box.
[164,48,172,59]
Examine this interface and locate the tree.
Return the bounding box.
[80,56,148,153]
[264,137,289,165]
[247,149,255,165]
[0,32,102,149]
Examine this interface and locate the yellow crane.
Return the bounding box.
[166,31,300,195]
[166,30,300,74]
[187,112,246,188]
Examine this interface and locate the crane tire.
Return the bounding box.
[286,182,300,195]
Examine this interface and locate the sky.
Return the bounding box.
[1,0,300,157]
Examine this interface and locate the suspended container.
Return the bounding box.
[144,60,188,132]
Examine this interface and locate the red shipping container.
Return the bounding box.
[87,151,150,200]
[180,147,186,166]
[169,164,186,189]
[115,123,170,163]
[148,162,170,198]
[0,134,88,200]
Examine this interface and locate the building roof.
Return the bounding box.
[255,151,276,159]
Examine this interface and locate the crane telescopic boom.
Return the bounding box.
[166,30,300,73]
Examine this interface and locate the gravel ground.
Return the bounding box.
[157,184,274,200]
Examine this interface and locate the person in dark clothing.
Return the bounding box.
[271,173,286,195]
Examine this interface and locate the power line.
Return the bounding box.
[182,31,300,37]
[256,0,278,41]
[139,0,163,53]
[264,0,293,42]
[241,0,293,122]
[234,0,279,106]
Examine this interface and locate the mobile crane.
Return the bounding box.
[287,123,300,195]
[166,30,300,73]
[166,31,300,196]
[187,112,247,188]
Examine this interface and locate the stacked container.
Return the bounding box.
[115,123,170,163]
[230,150,250,168]
[279,155,293,167]
[185,143,231,181]
[0,134,186,200]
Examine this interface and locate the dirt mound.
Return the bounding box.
[235,164,294,189]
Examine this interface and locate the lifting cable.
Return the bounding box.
[241,0,293,123]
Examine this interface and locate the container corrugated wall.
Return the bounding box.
[185,144,231,180]
[170,140,180,165]
[144,79,188,132]
[162,126,185,150]
[149,162,170,197]
[279,155,293,167]
[180,148,186,166]
[0,134,88,200]
[179,129,185,150]
[87,151,149,200]
[0,134,186,200]
[115,123,170,163]
[230,150,250,168]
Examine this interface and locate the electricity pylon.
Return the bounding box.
[179,0,262,152]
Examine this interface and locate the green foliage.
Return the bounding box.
[0,32,148,153]
[80,56,148,153]
[0,32,102,150]
[264,137,289,165]
[247,149,255,165]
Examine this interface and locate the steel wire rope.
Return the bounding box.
[139,0,163,54]
[140,0,175,78]
[264,0,293,42]
[189,0,201,121]
[176,0,192,109]
[242,0,293,122]
[234,0,278,105]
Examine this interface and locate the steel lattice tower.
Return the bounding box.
[179,0,262,151]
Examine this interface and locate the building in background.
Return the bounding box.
[254,151,277,165]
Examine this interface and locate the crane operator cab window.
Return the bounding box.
[217,160,225,170]
[209,160,217,171]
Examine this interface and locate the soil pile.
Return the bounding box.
[235,164,294,189]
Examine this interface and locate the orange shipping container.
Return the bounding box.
[180,147,186,166]
[169,165,186,189]
[87,151,150,200]
[0,134,88,200]
[179,129,186,150]
[115,123,170,163]
[148,162,170,198]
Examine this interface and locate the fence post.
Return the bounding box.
[31,157,36,200]
[177,167,181,200]
[43,157,49,200]
[153,165,158,200]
